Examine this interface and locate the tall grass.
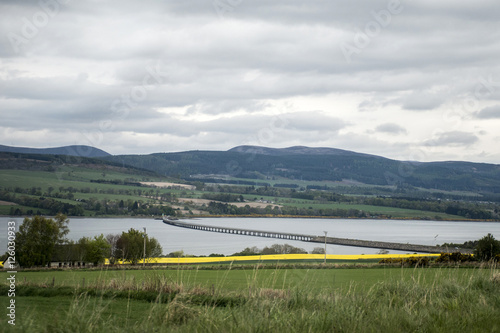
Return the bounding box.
[2,267,499,332]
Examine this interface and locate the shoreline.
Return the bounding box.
[1,214,499,223]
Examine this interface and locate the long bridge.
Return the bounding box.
[162,217,462,253]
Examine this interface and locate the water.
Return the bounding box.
[1,217,499,256]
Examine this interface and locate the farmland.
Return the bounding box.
[0,166,491,220]
[2,150,500,221]
[1,264,499,332]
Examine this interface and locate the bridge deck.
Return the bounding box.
[162,217,464,254]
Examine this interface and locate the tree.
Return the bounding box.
[147,237,163,258]
[106,233,120,264]
[116,228,163,264]
[16,214,69,267]
[311,247,325,254]
[77,234,111,265]
[116,229,142,264]
[232,246,261,256]
[474,233,500,261]
[261,244,307,255]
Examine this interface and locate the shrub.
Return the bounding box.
[379,256,431,267]
[474,233,500,261]
[435,252,475,263]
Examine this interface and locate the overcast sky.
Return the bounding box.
[1,0,500,163]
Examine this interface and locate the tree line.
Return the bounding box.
[3,215,162,268]
[231,244,325,256]
[205,201,368,218]
[202,185,499,220]
[0,190,178,217]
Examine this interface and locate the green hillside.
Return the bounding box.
[1,148,499,220]
[104,145,500,195]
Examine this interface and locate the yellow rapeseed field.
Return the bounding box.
[109,253,440,265]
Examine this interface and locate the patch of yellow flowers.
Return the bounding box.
[108,253,440,265]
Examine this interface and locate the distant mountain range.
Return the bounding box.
[0,144,111,158]
[228,145,376,157]
[104,145,500,194]
[2,144,500,194]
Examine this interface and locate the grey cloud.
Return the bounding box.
[1,0,499,162]
[108,115,196,138]
[170,0,500,28]
[423,131,479,147]
[196,114,274,135]
[186,100,269,116]
[402,99,443,111]
[3,1,497,99]
[409,1,499,22]
[199,111,347,136]
[285,112,347,132]
[8,0,493,76]
[333,132,411,159]
[154,0,398,26]
[0,34,17,57]
[475,105,500,119]
[358,100,376,112]
[113,111,348,143]
[375,123,407,135]
[0,74,125,101]
[397,91,445,111]
[104,112,277,139]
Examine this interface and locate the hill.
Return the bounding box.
[0,151,153,175]
[1,147,499,219]
[228,145,376,157]
[0,151,171,217]
[2,144,499,195]
[0,144,111,158]
[104,145,500,194]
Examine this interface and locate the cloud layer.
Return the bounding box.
[1,0,499,163]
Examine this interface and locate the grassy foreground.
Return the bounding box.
[1,265,499,332]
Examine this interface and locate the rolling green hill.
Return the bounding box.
[1,145,500,219]
[104,145,500,194]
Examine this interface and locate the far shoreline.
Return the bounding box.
[1,214,499,223]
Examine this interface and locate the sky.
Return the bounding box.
[1,0,500,163]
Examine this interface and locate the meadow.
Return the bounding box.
[1,264,499,332]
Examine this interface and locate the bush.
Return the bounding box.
[435,252,475,263]
[379,256,431,267]
[474,233,500,261]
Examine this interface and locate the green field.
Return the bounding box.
[0,167,183,216]
[0,166,495,220]
[0,204,49,215]
[279,201,466,219]
[1,266,499,332]
[5,266,494,292]
[0,168,154,193]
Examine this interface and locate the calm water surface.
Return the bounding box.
[1,217,499,256]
